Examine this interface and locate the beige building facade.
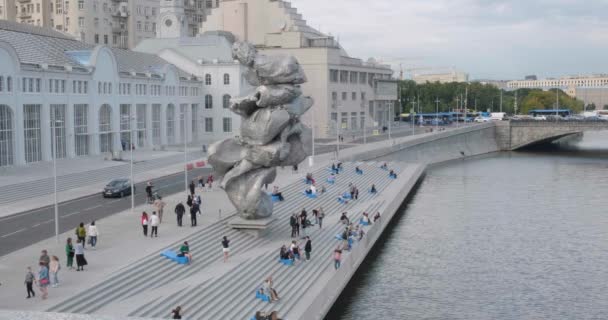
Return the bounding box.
[412,70,469,84]
[200,0,397,138]
[0,0,217,49]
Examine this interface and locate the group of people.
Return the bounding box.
[290,207,325,238]
[331,162,343,174]
[254,310,282,320]
[279,237,312,263]
[25,221,97,300]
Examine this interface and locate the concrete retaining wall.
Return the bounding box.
[294,164,426,320]
[339,123,500,165]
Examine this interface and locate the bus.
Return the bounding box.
[528,109,571,117]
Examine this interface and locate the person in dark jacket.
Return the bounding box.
[304,237,312,260]
[174,203,186,227]
[289,214,297,238]
[186,195,193,208]
[189,180,196,197]
[190,204,198,227]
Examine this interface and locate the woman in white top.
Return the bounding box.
[87,221,99,249]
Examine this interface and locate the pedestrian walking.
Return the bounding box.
[304,237,312,260]
[222,236,230,263]
[154,197,166,223]
[49,256,60,287]
[198,176,205,189]
[289,214,297,238]
[171,306,183,319]
[186,194,193,207]
[189,180,196,197]
[190,205,198,227]
[175,202,186,227]
[141,212,149,236]
[87,221,98,249]
[333,247,342,270]
[74,239,87,271]
[145,181,154,203]
[318,207,325,229]
[75,223,87,249]
[24,267,35,299]
[65,238,74,270]
[207,175,214,189]
[150,212,160,237]
[37,262,49,299]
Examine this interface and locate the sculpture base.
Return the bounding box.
[228,216,275,238]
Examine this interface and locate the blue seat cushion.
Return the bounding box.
[160,250,188,264]
[326,178,335,184]
[271,195,281,203]
[279,258,294,266]
[255,291,271,302]
[335,234,345,240]
[306,193,318,199]
[356,171,363,175]
[342,192,352,199]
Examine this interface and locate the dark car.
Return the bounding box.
[102,178,134,198]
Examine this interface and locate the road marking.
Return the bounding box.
[61,211,81,218]
[83,205,102,211]
[107,199,121,204]
[32,223,41,227]
[42,219,53,224]
[1,228,26,238]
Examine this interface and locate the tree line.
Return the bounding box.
[397,80,584,115]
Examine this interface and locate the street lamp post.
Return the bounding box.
[51,119,63,243]
[435,97,440,131]
[182,112,188,196]
[310,103,315,167]
[388,101,392,140]
[121,114,135,215]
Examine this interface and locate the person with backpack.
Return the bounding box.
[75,223,87,249]
[174,202,186,227]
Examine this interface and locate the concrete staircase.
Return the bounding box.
[47,161,405,319]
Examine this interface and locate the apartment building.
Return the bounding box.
[200,0,397,138]
[0,0,217,49]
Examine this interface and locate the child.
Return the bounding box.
[24,267,35,299]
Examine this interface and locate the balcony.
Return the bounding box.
[18,12,32,19]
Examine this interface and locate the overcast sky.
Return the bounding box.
[290,0,608,80]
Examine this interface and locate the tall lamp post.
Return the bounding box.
[435,97,440,131]
[182,111,188,196]
[121,114,135,215]
[51,119,63,243]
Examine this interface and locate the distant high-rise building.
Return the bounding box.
[524,75,537,80]
[0,0,216,49]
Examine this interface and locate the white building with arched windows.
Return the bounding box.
[0,20,230,167]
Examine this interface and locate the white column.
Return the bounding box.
[41,103,52,162]
[145,104,153,148]
[90,103,100,156]
[160,104,167,146]
[66,103,76,158]
[111,103,121,153]
[13,103,25,165]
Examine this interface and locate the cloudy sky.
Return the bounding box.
[290,0,608,80]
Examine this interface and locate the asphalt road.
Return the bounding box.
[0,167,211,257]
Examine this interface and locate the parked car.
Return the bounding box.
[533,116,547,120]
[102,178,134,198]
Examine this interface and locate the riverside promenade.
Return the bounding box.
[2,125,504,319]
[0,160,424,320]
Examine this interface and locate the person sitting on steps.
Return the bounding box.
[272,186,284,201]
[370,184,377,193]
[340,212,350,225]
[389,170,398,178]
[178,241,192,264]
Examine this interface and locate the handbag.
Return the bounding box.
[39,278,49,285]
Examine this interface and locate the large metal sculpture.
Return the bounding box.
[208,41,313,220]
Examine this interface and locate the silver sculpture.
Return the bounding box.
[208,41,313,220]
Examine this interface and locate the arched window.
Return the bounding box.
[205,74,211,85]
[166,104,175,144]
[223,94,231,109]
[223,73,230,85]
[99,104,113,153]
[205,94,213,109]
[0,105,14,166]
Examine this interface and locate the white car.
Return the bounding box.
[474,117,491,123]
[534,116,547,120]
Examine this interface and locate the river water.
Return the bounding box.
[329,132,608,320]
